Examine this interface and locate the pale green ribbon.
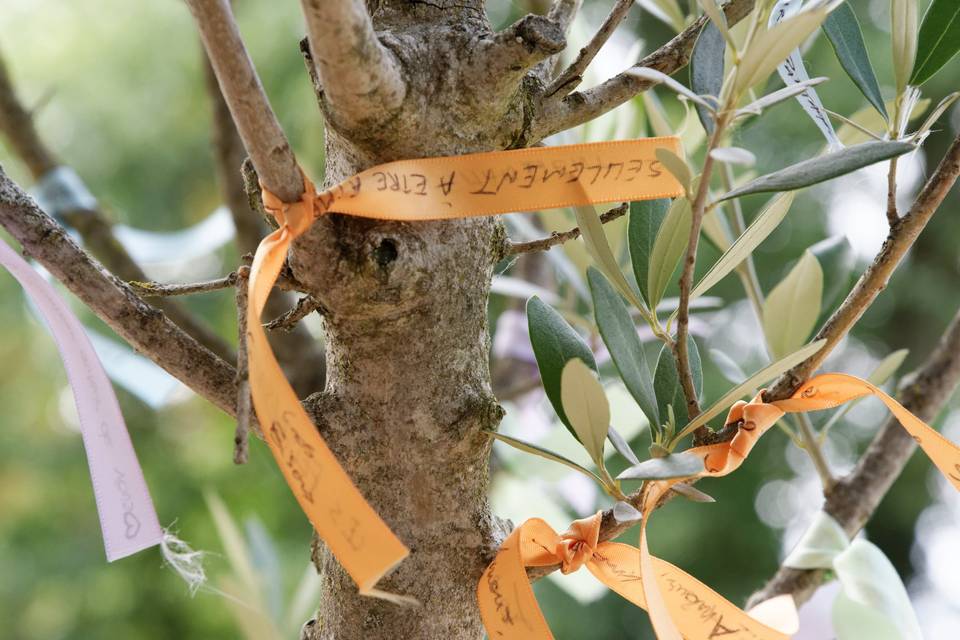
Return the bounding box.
[784,512,923,640]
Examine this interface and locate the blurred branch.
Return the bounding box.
[544,0,635,98]
[0,170,238,415]
[504,202,627,256]
[748,303,960,608]
[0,47,235,363]
[187,0,303,203]
[527,0,756,142]
[547,0,581,32]
[298,0,406,132]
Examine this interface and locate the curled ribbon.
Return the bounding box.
[478,512,797,639]
[481,373,960,639]
[247,138,684,596]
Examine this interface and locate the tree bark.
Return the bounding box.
[294,1,562,637]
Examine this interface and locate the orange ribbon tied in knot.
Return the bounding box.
[555,514,601,574]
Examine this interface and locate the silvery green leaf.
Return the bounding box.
[718,141,917,201]
[489,431,603,484]
[782,512,848,569]
[613,501,644,524]
[736,77,828,116]
[561,358,611,465]
[655,148,692,193]
[527,296,597,441]
[690,20,726,134]
[629,198,671,306]
[654,338,702,428]
[687,193,795,309]
[823,2,887,118]
[608,425,641,465]
[709,147,757,166]
[910,0,960,85]
[677,339,827,439]
[763,250,823,359]
[647,198,692,309]
[588,267,660,429]
[573,205,647,311]
[669,483,715,503]
[616,451,705,480]
[627,67,717,110]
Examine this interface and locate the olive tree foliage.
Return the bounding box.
[1,0,959,638]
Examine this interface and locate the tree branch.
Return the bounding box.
[747,303,960,608]
[0,47,235,363]
[764,134,960,403]
[528,0,756,141]
[0,170,238,415]
[186,0,303,203]
[503,202,628,256]
[544,0,635,98]
[299,0,406,132]
[526,133,960,581]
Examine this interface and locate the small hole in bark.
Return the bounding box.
[373,238,398,266]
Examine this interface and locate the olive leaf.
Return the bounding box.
[891,0,918,93]
[617,451,705,480]
[717,141,917,201]
[647,197,692,309]
[654,338,702,429]
[588,267,660,429]
[561,358,611,465]
[690,19,726,134]
[489,432,603,484]
[823,2,887,118]
[629,198,671,306]
[910,0,960,85]
[527,296,596,441]
[763,250,824,359]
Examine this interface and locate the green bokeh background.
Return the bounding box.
[1,1,958,638]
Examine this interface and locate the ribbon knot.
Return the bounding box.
[260,171,317,237]
[555,513,601,574]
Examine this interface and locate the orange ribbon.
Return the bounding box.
[481,373,960,638]
[478,512,797,639]
[247,138,684,596]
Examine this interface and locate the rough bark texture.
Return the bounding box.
[294,1,560,637]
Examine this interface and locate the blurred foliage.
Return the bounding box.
[1,0,958,638]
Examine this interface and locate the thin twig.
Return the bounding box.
[886,157,900,225]
[527,0,757,142]
[234,265,252,465]
[505,202,628,256]
[544,0,635,97]
[264,295,323,332]
[129,273,239,297]
[748,303,960,608]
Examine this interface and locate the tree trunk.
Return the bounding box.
[293,2,563,637]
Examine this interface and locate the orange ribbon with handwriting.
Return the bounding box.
[248,138,684,596]
[480,372,960,638]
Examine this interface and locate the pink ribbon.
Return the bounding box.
[1,238,162,561]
